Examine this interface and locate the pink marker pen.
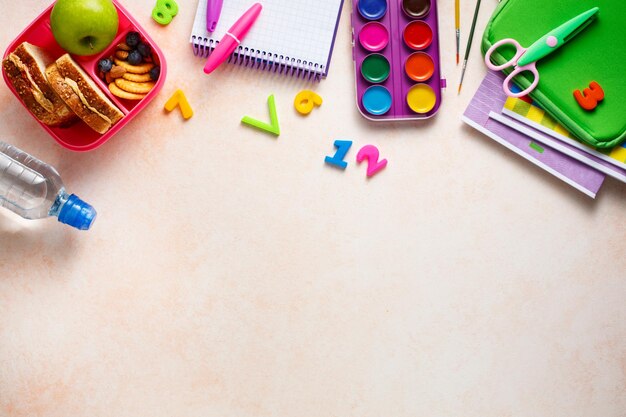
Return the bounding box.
[203,2,262,75]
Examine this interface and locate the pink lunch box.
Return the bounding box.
[2,0,167,152]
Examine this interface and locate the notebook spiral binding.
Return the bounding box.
[191,36,324,81]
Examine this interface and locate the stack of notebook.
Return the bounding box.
[465,0,626,198]
[462,71,626,198]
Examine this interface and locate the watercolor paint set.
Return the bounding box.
[351,0,445,121]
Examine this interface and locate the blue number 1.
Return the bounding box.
[324,140,353,169]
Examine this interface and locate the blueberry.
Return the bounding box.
[128,50,143,65]
[98,58,113,73]
[126,32,141,48]
[137,42,151,58]
[149,66,160,81]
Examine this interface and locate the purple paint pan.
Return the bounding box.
[351,0,445,121]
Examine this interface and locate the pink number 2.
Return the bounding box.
[356,145,387,178]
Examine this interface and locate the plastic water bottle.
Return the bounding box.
[0,141,96,230]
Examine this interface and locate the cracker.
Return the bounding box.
[109,82,146,100]
[115,78,155,94]
[123,72,152,82]
[114,58,153,74]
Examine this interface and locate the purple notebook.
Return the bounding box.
[462,71,605,198]
[493,112,626,184]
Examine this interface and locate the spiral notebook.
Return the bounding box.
[190,0,344,80]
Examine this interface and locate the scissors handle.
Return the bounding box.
[484,38,526,71]
[503,63,540,98]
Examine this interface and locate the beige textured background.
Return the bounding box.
[1,0,625,416]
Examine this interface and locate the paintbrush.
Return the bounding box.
[455,0,460,64]
[458,0,482,93]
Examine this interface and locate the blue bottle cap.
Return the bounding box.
[57,194,97,230]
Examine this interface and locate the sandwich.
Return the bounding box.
[2,42,77,127]
[46,54,124,134]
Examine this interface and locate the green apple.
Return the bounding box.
[50,0,119,56]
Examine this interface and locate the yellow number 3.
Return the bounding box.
[152,0,179,25]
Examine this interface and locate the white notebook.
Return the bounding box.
[190,0,344,80]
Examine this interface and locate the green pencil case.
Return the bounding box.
[481,0,626,149]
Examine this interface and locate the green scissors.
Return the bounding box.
[485,7,599,98]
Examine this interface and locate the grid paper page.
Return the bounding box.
[190,0,343,72]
